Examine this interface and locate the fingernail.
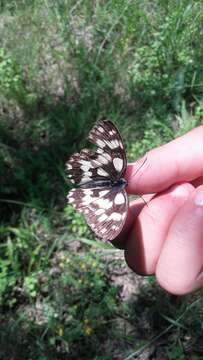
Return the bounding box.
[170,184,190,198]
[194,191,203,206]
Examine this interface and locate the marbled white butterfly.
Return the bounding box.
[66,120,128,241]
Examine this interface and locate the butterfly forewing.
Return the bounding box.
[66,149,98,185]
[88,120,127,181]
[67,187,128,241]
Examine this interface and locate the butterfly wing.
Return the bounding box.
[67,186,128,241]
[88,120,127,181]
[66,120,127,185]
[66,120,128,241]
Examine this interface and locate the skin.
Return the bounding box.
[112,125,203,295]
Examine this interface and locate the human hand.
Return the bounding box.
[113,125,203,295]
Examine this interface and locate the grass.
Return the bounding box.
[0,0,203,359]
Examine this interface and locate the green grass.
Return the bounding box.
[0,0,203,358]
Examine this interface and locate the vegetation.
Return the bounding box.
[0,0,203,358]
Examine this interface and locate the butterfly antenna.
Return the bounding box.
[131,155,148,179]
[131,156,149,206]
[138,194,148,206]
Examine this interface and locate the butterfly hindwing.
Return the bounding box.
[67,186,128,241]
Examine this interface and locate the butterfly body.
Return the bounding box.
[80,178,127,190]
[66,120,128,241]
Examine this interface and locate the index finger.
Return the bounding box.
[126,125,203,195]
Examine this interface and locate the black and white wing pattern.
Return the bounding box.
[68,187,128,241]
[66,120,128,241]
[66,120,127,185]
[88,120,127,181]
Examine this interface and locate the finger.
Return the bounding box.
[126,125,203,194]
[156,185,203,295]
[112,194,154,249]
[124,183,194,275]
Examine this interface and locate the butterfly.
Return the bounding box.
[66,120,128,241]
